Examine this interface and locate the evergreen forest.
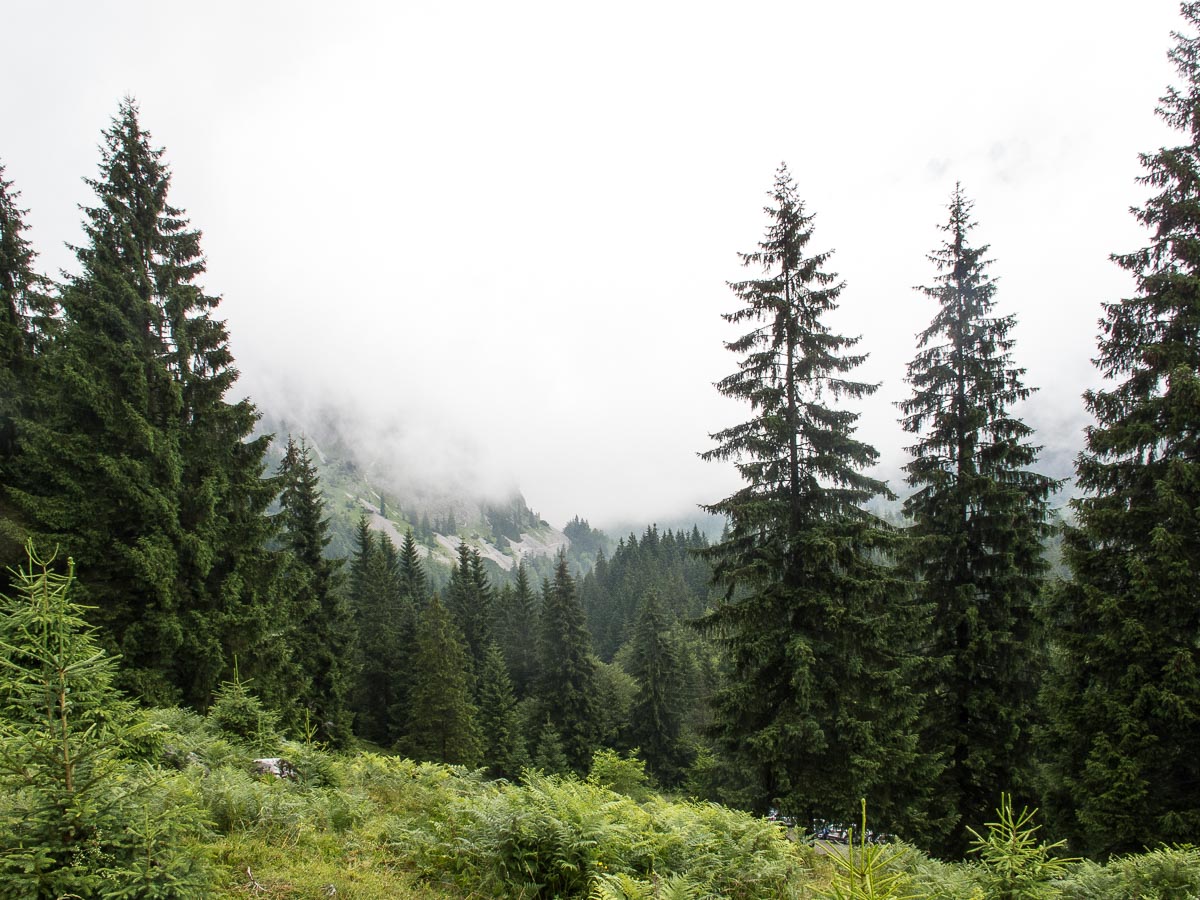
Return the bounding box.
[6,6,1200,898]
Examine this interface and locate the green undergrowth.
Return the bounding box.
[147,706,1200,900]
[9,546,1200,898]
[11,690,1200,899]
[139,706,820,898]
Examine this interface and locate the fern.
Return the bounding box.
[590,871,717,899]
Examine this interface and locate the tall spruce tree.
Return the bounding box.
[625,591,687,785]
[0,164,53,565]
[446,541,493,679]
[900,186,1056,857]
[536,553,600,773]
[401,596,482,767]
[1042,4,1200,856]
[5,102,281,706]
[347,522,408,744]
[276,437,353,745]
[8,102,187,703]
[699,165,925,828]
[495,560,539,698]
[0,164,47,366]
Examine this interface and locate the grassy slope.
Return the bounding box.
[150,708,822,899]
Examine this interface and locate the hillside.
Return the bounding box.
[259,406,607,583]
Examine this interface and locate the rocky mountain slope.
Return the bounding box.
[258,406,594,584]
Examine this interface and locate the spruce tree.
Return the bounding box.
[900,186,1056,856]
[446,541,493,679]
[0,163,51,422]
[402,596,482,767]
[348,515,375,613]
[699,165,924,828]
[346,516,379,738]
[397,527,429,605]
[626,591,687,786]
[0,164,52,565]
[7,103,188,703]
[276,436,353,746]
[348,526,408,744]
[536,553,600,773]
[477,642,529,778]
[1042,4,1200,855]
[529,717,571,776]
[0,163,49,366]
[4,102,280,707]
[495,560,539,698]
[0,544,208,897]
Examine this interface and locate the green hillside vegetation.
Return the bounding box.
[4,547,1200,899]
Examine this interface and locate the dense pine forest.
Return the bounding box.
[6,4,1200,898]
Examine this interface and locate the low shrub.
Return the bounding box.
[1057,845,1200,900]
[588,748,656,802]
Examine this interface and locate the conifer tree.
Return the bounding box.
[397,527,429,605]
[477,642,529,778]
[0,544,208,897]
[7,103,187,703]
[626,591,687,785]
[900,186,1056,856]
[1043,4,1200,855]
[0,164,51,428]
[0,164,49,363]
[377,528,426,736]
[276,436,353,745]
[402,596,482,767]
[699,165,924,828]
[348,514,375,610]
[496,560,539,698]
[206,666,282,754]
[446,541,493,679]
[530,717,571,776]
[0,164,53,565]
[582,550,623,660]
[4,102,279,706]
[348,524,408,744]
[536,553,600,773]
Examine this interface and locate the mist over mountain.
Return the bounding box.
[253,374,1086,557]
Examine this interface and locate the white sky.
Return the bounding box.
[2,1,1184,527]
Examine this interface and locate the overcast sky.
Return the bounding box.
[2,1,1185,528]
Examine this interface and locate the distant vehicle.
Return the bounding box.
[811,823,894,844]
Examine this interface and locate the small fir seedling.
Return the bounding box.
[206,662,282,754]
[967,793,1076,900]
[822,799,914,900]
[0,541,210,897]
